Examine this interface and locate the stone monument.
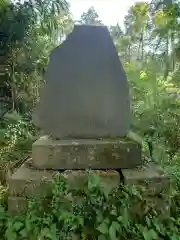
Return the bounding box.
[8,25,170,215]
[33,24,130,139]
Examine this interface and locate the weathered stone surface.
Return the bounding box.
[132,196,170,219]
[122,163,171,218]
[8,159,120,198]
[62,169,120,190]
[8,159,56,198]
[8,159,121,213]
[121,163,170,195]
[8,196,27,215]
[33,24,130,139]
[32,136,142,169]
[8,161,170,217]
[8,167,120,214]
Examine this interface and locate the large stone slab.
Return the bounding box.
[8,196,28,215]
[33,25,130,139]
[8,159,56,198]
[32,136,142,169]
[121,163,171,218]
[8,159,120,214]
[8,159,120,198]
[121,163,170,195]
[62,169,120,190]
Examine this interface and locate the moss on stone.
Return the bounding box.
[101,131,143,145]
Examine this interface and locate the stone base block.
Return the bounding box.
[8,159,120,213]
[8,160,170,218]
[131,196,170,220]
[121,163,170,195]
[8,159,56,198]
[8,196,27,215]
[121,163,170,218]
[32,136,142,170]
[62,170,120,190]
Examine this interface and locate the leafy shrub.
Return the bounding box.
[0,116,37,171]
[0,174,179,240]
[126,61,180,159]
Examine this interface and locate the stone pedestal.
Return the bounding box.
[121,163,170,195]
[32,136,142,170]
[8,159,120,214]
[8,159,56,198]
[121,163,170,218]
[8,137,170,217]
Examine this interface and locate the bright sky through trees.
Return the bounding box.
[69,0,149,26]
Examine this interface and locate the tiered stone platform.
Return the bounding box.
[8,136,170,216]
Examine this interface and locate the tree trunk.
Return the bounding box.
[164,35,169,79]
[128,44,131,63]
[141,32,144,61]
[11,61,16,111]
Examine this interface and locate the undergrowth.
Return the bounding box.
[0,112,36,172]
[0,174,179,240]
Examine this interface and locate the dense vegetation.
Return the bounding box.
[0,0,180,239]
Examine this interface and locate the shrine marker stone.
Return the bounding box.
[33,25,130,139]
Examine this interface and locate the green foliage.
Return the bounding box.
[0,175,179,239]
[79,7,103,25]
[0,0,180,239]
[125,60,180,159]
[0,111,36,169]
[0,0,70,114]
